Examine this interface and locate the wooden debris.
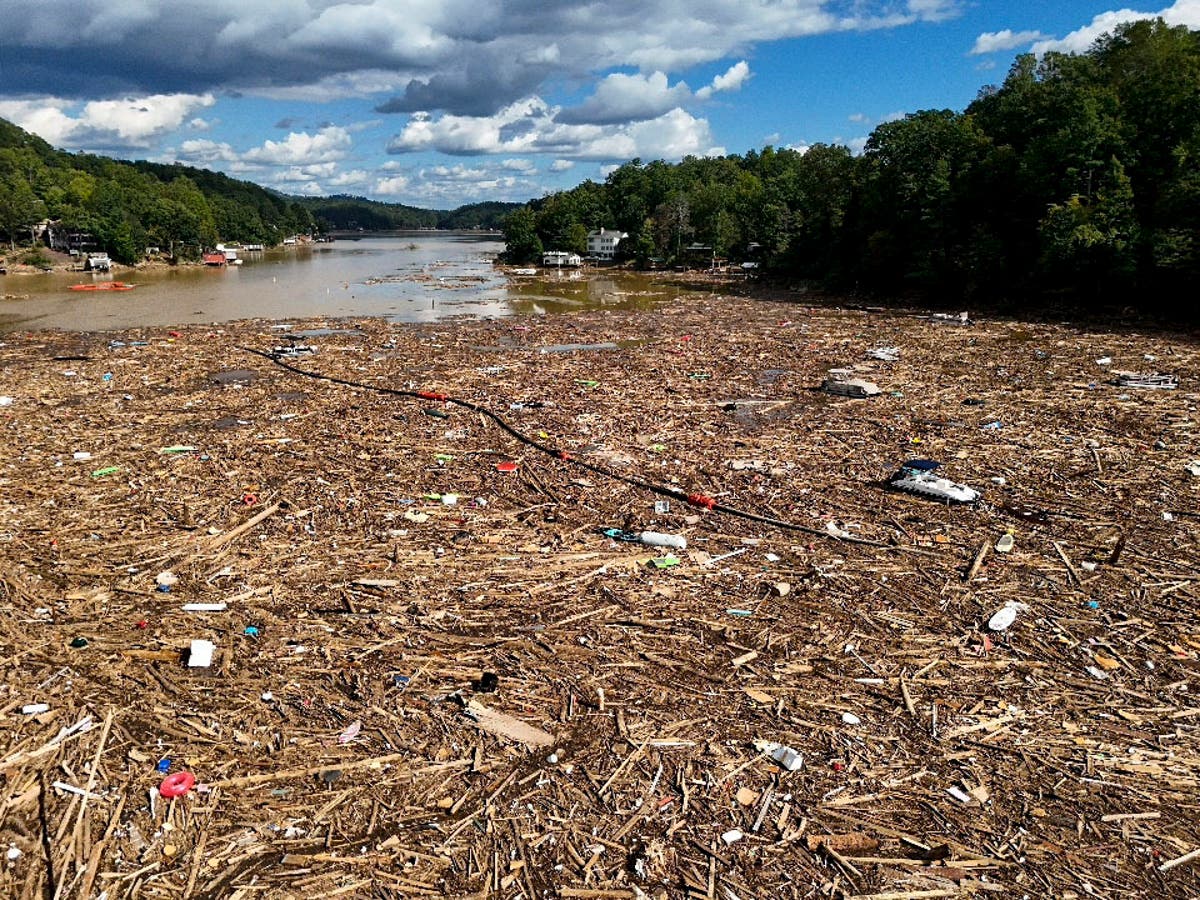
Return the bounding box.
[0,294,1196,898]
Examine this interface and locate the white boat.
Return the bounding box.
[821,368,881,398]
[270,344,316,358]
[890,460,979,503]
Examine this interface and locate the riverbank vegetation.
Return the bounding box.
[504,19,1200,317]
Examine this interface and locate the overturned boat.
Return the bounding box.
[866,346,900,362]
[1113,372,1178,390]
[821,368,881,398]
[890,459,979,503]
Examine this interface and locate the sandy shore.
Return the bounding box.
[1,294,1198,898]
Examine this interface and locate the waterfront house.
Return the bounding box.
[586,228,627,260]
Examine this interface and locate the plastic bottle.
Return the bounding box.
[638,531,687,550]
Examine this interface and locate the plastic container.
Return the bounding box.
[638,531,687,550]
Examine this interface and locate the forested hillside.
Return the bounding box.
[0,123,516,265]
[504,19,1200,314]
[292,197,518,231]
[0,120,318,263]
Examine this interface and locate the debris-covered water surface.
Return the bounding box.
[0,293,1198,899]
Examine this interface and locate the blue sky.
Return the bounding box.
[1,1,1196,209]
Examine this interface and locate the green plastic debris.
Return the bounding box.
[91,466,121,478]
[648,443,667,453]
[688,372,711,380]
[649,555,680,569]
[435,453,455,463]
[423,408,449,418]
[575,379,599,388]
[159,445,198,454]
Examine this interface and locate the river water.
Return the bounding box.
[0,233,667,333]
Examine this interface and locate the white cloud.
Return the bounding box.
[176,138,240,163]
[329,169,371,187]
[274,162,339,182]
[388,97,719,160]
[502,158,536,172]
[557,71,692,125]
[375,175,412,195]
[695,60,751,100]
[289,181,326,196]
[549,159,575,172]
[0,93,216,149]
[1032,0,1200,55]
[243,126,352,165]
[848,112,868,123]
[424,164,488,180]
[970,28,1050,54]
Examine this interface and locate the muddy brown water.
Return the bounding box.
[0,235,675,332]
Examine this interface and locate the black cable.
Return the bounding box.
[241,346,886,547]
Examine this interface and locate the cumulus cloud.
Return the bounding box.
[695,60,751,100]
[557,71,691,125]
[328,169,371,187]
[549,159,575,172]
[175,138,240,164]
[0,93,215,149]
[388,97,720,160]
[502,158,536,172]
[0,0,961,117]
[242,127,352,165]
[1031,0,1200,55]
[374,174,411,195]
[970,29,1050,54]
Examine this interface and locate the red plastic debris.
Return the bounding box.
[496,461,519,473]
[417,390,448,401]
[158,771,195,798]
[168,330,182,338]
[241,492,259,506]
[135,620,149,630]
[686,493,717,510]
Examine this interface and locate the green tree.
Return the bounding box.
[0,175,46,249]
[501,207,542,263]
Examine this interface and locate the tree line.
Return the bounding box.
[0,122,519,264]
[0,122,320,263]
[504,19,1200,316]
[293,196,520,231]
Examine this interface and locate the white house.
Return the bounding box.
[542,250,582,267]
[586,228,627,259]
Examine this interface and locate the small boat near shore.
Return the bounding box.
[70,282,136,292]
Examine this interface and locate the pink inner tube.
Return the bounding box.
[159,771,196,798]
